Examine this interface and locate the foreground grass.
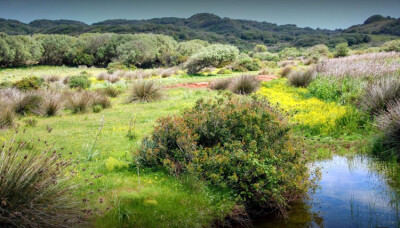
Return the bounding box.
[0,87,236,227]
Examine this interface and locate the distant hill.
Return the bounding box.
[0,13,398,50]
[345,15,400,36]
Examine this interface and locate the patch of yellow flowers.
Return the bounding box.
[258,80,349,134]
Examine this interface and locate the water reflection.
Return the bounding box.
[256,155,400,228]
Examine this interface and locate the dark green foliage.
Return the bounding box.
[68,75,91,89]
[229,75,261,94]
[364,15,389,24]
[13,76,44,91]
[128,80,163,103]
[235,58,260,71]
[0,132,80,227]
[139,95,312,215]
[287,69,316,88]
[335,43,349,57]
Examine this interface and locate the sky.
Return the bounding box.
[0,0,399,29]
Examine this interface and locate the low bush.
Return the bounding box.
[96,87,121,98]
[44,75,60,83]
[360,77,400,115]
[0,133,80,227]
[229,75,260,95]
[217,68,232,75]
[66,91,92,113]
[68,75,91,89]
[13,76,44,91]
[128,80,163,103]
[375,100,400,160]
[209,78,233,91]
[40,91,64,117]
[91,93,111,109]
[0,105,14,129]
[12,91,43,116]
[280,66,293,77]
[334,43,349,57]
[0,81,13,89]
[287,69,315,88]
[139,95,312,215]
[92,105,103,113]
[235,58,261,71]
[107,62,129,74]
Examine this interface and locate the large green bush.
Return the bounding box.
[185,44,239,74]
[139,95,312,215]
[334,43,349,57]
[68,74,92,89]
[13,76,44,91]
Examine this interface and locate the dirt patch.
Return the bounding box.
[256,75,279,81]
[165,75,279,89]
[165,82,210,89]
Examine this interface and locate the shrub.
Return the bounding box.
[280,66,293,77]
[68,75,91,89]
[381,40,400,52]
[92,105,103,113]
[229,75,260,95]
[253,44,268,53]
[0,105,14,129]
[287,69,315,88]
[185,44,239,74]
[335,43,349,57]
[375,100,400,159]
[66,91,92,113]
[0,133,80,227]
[91,93,111,109]
[235,58,260,71]
[360,77,400,115]
[138,95,312,215]
[12,91,43,115]
[40,91,64,117]
[209,78,233,91]
[13,76,44,91]
[0,81,13,89]
[217,68,232,75]
[44,75,60,83]
[107,62,129,74]
[97,87,121,98]
[128,80,163,103]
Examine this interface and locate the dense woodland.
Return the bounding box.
[1,13,398,50]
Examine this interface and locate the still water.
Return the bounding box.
[257,156,400,228]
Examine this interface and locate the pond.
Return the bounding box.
[256,155,400,228]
